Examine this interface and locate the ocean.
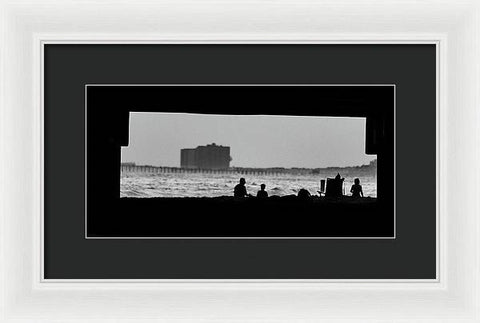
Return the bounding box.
[120,171,377,198]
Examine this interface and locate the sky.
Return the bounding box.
[121,112,377,168]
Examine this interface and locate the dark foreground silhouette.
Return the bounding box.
[88,195,392,238]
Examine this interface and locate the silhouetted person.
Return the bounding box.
[256,184,268,198]
[234,178,251,197]
[350,178,364,198]
[297,188,311,199]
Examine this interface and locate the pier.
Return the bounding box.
[120,160,377,177]
[120,164,287,176]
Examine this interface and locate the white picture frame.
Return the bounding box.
[1,0,478,321]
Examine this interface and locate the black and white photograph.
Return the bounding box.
[86,85,395,238]
[121,113,378,200]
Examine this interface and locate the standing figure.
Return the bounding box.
[350,178,364,198]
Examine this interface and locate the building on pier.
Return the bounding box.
[180,143,231,170]
[180,149,196,169]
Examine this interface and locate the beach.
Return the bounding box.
[120,171,377,198]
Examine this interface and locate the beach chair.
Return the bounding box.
[325,177,344,197]
[317,179,326,196]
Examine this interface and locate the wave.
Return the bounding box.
[120,172,377,198]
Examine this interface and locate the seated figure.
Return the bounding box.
[350,178,364,198]
[297,188,311,199]
[234,178,250,197]
[256,184,268,198]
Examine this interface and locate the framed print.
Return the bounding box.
[2,0,480,322]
